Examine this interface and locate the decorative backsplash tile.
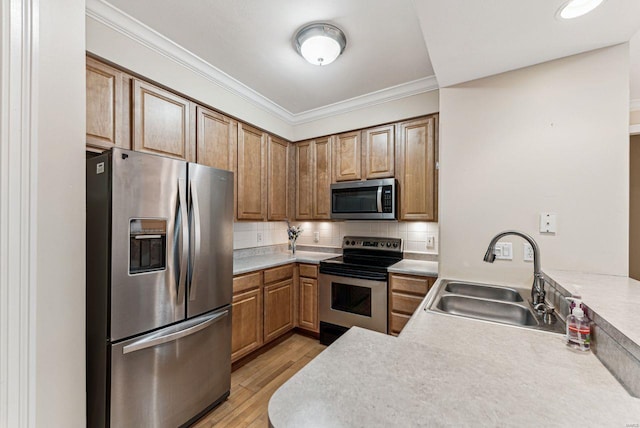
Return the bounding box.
[233,220,439,254]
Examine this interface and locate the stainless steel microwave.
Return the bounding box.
[330,178,397,220]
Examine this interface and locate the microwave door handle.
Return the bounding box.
[122,310,229,354]
[177,178,188,305]
[376,186,383,213]
[188,179,201,301]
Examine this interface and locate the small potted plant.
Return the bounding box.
[286,221,303,255]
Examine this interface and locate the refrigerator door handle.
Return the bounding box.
[122,309,229,355]
[177,178,189,304]
[189,179,202,301]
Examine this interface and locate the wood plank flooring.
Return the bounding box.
[193,333,326,428]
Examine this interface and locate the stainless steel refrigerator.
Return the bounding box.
[86,148,233,427]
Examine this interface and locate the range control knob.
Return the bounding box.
[351,240,356,246]
[393,243,399,248]
[386,242,391,247]
[344,240,350,246]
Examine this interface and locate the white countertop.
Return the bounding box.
[544,269,640,347]
[388,259,438,277]
[233,251,337,275]
[233,251,439,277]
[268,277,640,427]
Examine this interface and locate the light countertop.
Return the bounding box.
[233,251,337,275]
[388,259,438,277]
[268,277,640,427]
[234,251,439,277]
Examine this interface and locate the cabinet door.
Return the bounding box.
[333,131,361,182]
[313,137,332,219]
[86,57,129,151]
[363,124,394,179]
[397,115,438,221]
[231,288,263,362]
[263,279,294,343]
[196,106,236,171]
[298,277,318,332]
[268,136,289,221]
[295,140,313,220]
[132,79,193,161]
[237,123,267,220]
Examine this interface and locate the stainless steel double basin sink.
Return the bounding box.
[427,280,564,334]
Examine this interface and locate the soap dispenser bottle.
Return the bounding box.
[565,297,591,351]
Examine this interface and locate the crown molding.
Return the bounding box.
[86,0,439,126]
[631,99,640,112]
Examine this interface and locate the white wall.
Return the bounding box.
[439,44,630,286]
[36,0,86,426]
[291,91,440,141]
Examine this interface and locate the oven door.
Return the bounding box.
[319,273,387,333]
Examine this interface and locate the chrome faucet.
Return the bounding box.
[483,230,548,314]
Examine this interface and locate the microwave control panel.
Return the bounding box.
[382,186,393,213]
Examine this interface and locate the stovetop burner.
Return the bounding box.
[319,236,403,278]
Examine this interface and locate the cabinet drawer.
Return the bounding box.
[299,264,318,279]
[264,264,294,284]
[391,292,424,315]
[389,312,411,335]
[390,274,432,296]
[233,271,262,294]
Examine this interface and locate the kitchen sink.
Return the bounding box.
[444,281,523,302]
[436,295,537,326]
[427,279,564,334]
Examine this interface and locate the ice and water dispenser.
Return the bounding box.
[129,219,167,274]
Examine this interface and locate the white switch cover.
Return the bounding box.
[313,232,320,243]
[523,243,534,262]
[540,213,557,233]
[493,243,513,260]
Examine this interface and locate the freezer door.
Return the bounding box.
[110,307,231,428]
[111,148,188,340]
[187,163,233,317]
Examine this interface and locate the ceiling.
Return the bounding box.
[87,0,640,121]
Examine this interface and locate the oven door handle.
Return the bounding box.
[376,186,383,213]
[319,269,387,282]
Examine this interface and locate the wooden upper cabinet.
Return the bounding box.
[313,137,332,219]
[196,106,236,171]
[295,140,313,220]
[268,136,289,221]
[237,123,267,220]
[295,137,332,220]
[333,131,361,182]
[86,57,129,151]
[132,79,193,161]
[363,124,395,179]
[397,115,438,221]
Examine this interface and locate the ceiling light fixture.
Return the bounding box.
[558,0,605,19]
[295,23,346,66]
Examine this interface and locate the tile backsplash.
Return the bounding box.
[234,221,439,254]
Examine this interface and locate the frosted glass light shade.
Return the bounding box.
[295,23,346,66]
[559,0,604,19]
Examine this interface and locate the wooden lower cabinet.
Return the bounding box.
[231,287,263,361]
[264,278,294,343]
[298,264,319,333]
[389,273,436,336]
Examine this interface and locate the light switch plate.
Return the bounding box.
[313,231,320,243]
[493,242,513,260]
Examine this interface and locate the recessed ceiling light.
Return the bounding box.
[558,0,605,19]
[295,23,346,66]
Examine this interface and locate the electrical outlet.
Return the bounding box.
[426,236,435,248]
[523,243,534,262]
[257,232,263,243]
[313,231,320,243]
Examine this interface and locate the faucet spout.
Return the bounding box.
[483,230,546,308]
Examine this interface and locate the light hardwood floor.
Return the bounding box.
[193,333,325,427]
